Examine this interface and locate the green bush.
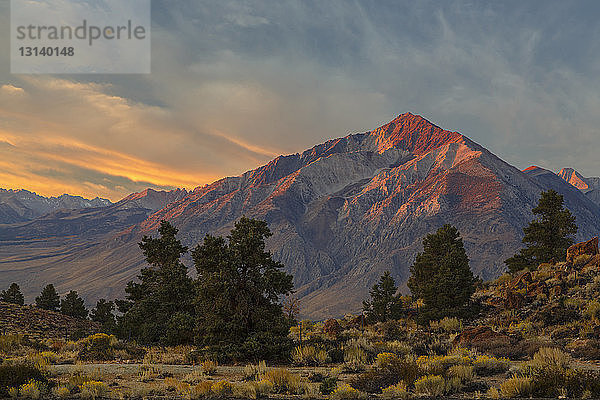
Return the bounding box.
[319,377,337,395]
[0,362,47,397]
[472,355,510,376]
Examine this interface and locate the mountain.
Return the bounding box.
[0,189,111,224]
[558,168,600,206]
[1,114,599,318]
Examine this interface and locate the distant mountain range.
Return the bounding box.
[557,168,600,206]
[0,189,111,224]
[0,113,598,318]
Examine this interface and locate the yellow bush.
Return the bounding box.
[192,381,212,397]
[52,386,71,399]
[330,384,367,400]
[19,379,47,399]
[375,352,399,369]
[381,381,409,400]
[448,364,475,382]
[211,380,233,397]
[500,376,533,398]
[530,347,571,370]
[414,374,446,397]
[473,355,510,375]
[80,381,108,400]
[261,368,302,394]
[0,334,24,353]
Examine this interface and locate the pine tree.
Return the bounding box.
[505,190,577,273]
[60,290,88,319]
[193,216,294,361]
[0,283,25,305]
[90,299,117,333]
[362,271,403,323]
[35,284,60,311]
[408,224,476,323]
[117,220,194,345]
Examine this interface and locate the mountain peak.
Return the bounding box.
[558,168,589,191]
[368,113,465,154]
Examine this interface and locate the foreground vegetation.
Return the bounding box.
[1,190,599,398]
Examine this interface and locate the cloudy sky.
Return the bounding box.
[1,1,599,201]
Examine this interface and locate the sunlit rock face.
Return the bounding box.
[558,168,600,206]
[2,113,599,318]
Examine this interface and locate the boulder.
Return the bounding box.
[566,237,598,264]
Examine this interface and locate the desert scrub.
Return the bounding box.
[18,379,48,399]
[211,380,234,398]
[414,374,445,397]
[201,359,218,375]
[417,354,465,375]
[138,363,160,382]
[330,384,367,400]
[319,377,337,395]
[374,340,412,356]
[448,364,475,382]
[472,355,510,375]
[77,333,116,361]
[431,317,462,332]
[343,337,374,370]
[529,347,571,370]
[574,254,592,266]
[243,360,268,380]
[183,367,205,384]
[80,380,109,400]
[292,344,330,366]
[350,353,420,393]
[0,334,25,353]
[261,368,303,394]
[0,362,47,397]
[584,299,600,321]
[381,382,409,400]
[500,376,533,398]
[52,386,71,399]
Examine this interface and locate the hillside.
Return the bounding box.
[1,114,599,318]
[0,302,99,340]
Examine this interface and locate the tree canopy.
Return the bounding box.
[60,290,88,319]
[35,284,60,311]
[193,216,294,361]
[117,220,194,345]
[505,190,577,273]
[1,283,24,305]
[408,224,476,323]
[362,271,403,323]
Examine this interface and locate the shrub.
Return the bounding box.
[0,362,47,396]
[319,377,337,395]
[574,254,592,266]
[292,344,330,366]
[417,354,465,375]
[211,380,233,397]
[192,381,212,397]
[261,368,302,394]
[472,355,510,376]
[350,355,420,393]
[182,368,204,384]
[414,374,445,397]
[529,347,571,371]
[52,386,71,399]
[438,317,463,332]
[0,334,24,353]
[500,376,533,398]
[80,381,109,400]
[243,360,268,381]
[374,340,412,356]
[448,364,475,382]
[77,333,116,361]
[330,384,368,400]
[584,300,600,320]
[201,360,218,375]
[252,379,274,399]
[381,382,409,400]
[18,379,47,399]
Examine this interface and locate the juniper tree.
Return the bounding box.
[60,290,88,319]
[408,224,476,323]
[505,190,577,273]
[35,284,60,311]
[363,271,403,323]
[0,283,24,305]
[90,299,117,334]
[117,220,194,345]
[193,216,294,361]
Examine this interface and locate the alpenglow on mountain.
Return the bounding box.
[1,113,599,318]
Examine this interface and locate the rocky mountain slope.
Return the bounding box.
[558,168,600,206]
[1,114,599,319]
[0,189,111,224]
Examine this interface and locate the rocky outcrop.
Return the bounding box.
[566,237,599,264]
[0,302,99,340]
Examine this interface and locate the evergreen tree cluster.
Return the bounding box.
[117,217,294,361]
